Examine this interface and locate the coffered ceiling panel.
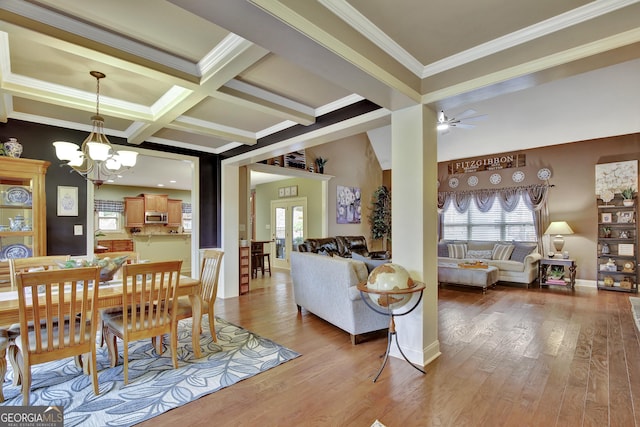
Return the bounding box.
[184,97,284,132]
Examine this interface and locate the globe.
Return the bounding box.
[365,263,416,310]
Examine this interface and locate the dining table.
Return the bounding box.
[0,275,204,359]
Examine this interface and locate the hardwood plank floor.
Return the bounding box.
[138,271,640,427]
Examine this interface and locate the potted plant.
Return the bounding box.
[601,226,611,238]
[315,157,328,174]
[368,185,391,251]
[621,187,635,207]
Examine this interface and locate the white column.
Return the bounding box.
[220,162,240,299]
[390,104,440,366]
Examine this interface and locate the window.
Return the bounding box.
[94,200,125,234]
[96,211,122,232]
[442,194,536,241]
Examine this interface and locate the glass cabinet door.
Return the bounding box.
[0,157,50,263]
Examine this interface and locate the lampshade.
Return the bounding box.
[544,221,574,252]
[544,221,574,236]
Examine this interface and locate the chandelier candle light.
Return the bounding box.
[53,71,138,187]
[544,221,575,254]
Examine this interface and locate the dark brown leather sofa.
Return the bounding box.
[298,235,389,259]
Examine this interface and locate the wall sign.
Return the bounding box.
[448,153,526,174]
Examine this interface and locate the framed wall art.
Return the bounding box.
[57,186,78,216]
[595,160,638,196]
[601,212,612,223]
[337,185,361,224]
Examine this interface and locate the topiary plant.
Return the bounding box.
[368,185,391,249]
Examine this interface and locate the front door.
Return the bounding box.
[271,198,307,269]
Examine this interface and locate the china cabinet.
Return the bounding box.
[0,157,50,259]
[597,195,638,293]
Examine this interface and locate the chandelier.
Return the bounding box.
[53,71,138,187]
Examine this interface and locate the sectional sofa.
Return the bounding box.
[438,240,542,285]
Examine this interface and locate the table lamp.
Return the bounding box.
[544,221,574,253]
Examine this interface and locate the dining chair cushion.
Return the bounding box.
[16,318,92,352]
[170,297,210,318]
[101,308,171,331]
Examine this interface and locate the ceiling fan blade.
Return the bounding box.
[454,109,477,120]
[453,123,476,129]
[461,114,488,122]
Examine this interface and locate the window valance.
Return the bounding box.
[438,184,551,213]
[94,200,125,213]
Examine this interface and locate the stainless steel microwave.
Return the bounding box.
[145,211,168,224]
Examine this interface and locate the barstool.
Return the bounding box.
[261,252,271,276]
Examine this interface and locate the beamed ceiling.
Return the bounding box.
[0,0,639,188]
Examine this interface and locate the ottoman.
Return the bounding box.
[438,263,499,293]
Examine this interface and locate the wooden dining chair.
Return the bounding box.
[94,251,139,347]
[15,266,102,405]
[102,260,182,385]
[7,255,71,387]
[170,249,224,352]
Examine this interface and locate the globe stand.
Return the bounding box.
[357,281,426,382]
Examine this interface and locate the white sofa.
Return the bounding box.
[438,240,542,285]
[290,251,389,344]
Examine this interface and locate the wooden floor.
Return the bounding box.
[140,270,640,427]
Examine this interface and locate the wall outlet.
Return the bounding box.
[74,225,83,236]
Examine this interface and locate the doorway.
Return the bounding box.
[270,198,307,269]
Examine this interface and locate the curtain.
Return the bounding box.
[437,184,552,249]
[94,200,124,213]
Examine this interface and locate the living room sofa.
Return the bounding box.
[438,240,542,285]
[290,251,389,344]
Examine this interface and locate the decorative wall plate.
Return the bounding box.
[448,177,459,188]
[512,171,525,183]
[489,173,502,185]
[537,168,552,180]
[1,243,32,259]
[467,175,478,187]
[4,187,32,205]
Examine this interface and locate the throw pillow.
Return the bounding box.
[352,252,390,273]
[510,243,537,262]
[466,249,493,260]
[447,243,467,259]
[492,243,515,260]
[437,242,449,257]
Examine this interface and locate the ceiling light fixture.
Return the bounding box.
[52,71,138,187]
[436,110,449,131]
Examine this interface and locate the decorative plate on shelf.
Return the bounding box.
[512,171,525,183]
[448,177,459,188]
[0,243,32,259]
[4,187,32,205]
[489,173,502,185]
[467,175,478,187]
[537,168,552,181]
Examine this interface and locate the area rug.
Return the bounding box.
[630,297,640,331]
[1,316,300,426]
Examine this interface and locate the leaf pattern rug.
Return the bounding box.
[1,316,300,426]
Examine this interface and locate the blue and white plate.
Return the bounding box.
[1,243,32,259]
[5,187,32,205]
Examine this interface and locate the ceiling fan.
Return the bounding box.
[437,109,487,132]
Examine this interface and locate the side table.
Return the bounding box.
[539,257,576,289]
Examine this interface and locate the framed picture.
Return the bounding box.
[57,186,78,216]
[617,211,634,223]
[337,185,361,224]
[290,185,298,196]
[284,187,291,196]
[619,243,635,256]
[278,188,285,197]
[601,212,612,223]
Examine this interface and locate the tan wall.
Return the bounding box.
[307,133,383,249]
[438,133,640,283]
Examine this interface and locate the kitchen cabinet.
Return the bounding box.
[96,239,134,252]
[0,157,50,259]
[143,194,168,212]
[124,197,144,228]
[167,199,182,227]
